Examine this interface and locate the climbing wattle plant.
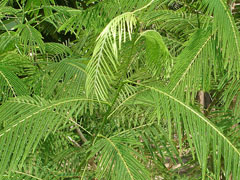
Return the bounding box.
[0,0,240,179]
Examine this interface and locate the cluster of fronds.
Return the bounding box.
[0,0,240,179]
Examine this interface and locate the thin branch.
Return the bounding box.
[67,136,81,147]
[76,127,88,143]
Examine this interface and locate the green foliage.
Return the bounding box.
[0,0,240,179]
[86,12,137,101]
[138,30,172,77]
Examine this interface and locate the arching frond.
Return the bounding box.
[90,134,150,180]
[168,28,214,102]
[137,30,172,77]
[86,12,137,101]
[3,133,81,180]
[202,0,240,78]
[124,82,240,179]
[0,52,36,76]
[0,96,106,177]
[45,42,72,57]
[0,65,28,101]
[16,24,45,54]
[43,58,87,98]
[44,42,72,62]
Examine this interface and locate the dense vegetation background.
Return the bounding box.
[0,0,240,179]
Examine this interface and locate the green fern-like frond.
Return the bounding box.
[0,33,19,54]
[168,27,214,102]
[45,42,72,57]
[0,65,28,101]
[0,96,106,177]
[48,0,154,36]
[90,134,150,180]
[43,58,87,98]
[125,82,240,179]
[16,24,45,54]
[86,12,137,101]
[202,0,240,78]
[137,30,172,77]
